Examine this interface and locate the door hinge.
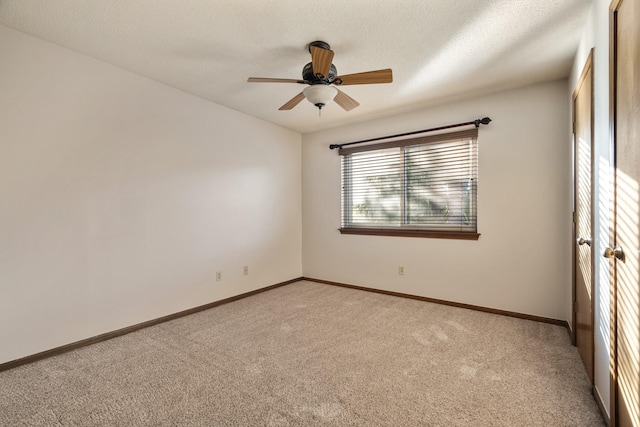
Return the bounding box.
[572,121,576,134]
[573,301,579,313]
[572,211,577,223]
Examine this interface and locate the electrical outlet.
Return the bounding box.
[398,266,405,275]
[243,266,249,276]
[216,272,222,281]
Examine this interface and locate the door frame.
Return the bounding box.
[571,48,595,384]
[608,0,620,424]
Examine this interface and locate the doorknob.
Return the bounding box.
[577,237,592,246]
[603,246,625,262]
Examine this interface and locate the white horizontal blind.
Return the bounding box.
[341,129,478,232]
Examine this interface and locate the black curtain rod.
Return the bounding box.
[329,117,492,150]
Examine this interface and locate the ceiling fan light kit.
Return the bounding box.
[303,85,338,111]
[248,41,393,113]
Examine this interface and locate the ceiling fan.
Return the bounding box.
[247,41,393,112]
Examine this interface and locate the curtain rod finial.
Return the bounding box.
[329,144,341,150]
[474,117,492,127]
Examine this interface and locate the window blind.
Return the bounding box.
[340,128,478,237]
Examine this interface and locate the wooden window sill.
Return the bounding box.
[339,227,480,240]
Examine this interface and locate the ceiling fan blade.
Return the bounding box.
[310,46,334,79]
[334,69,393,85]
[333,89,360,111]
[248,77,306,84]
[279,92,306,110]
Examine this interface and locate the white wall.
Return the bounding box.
[0,25,302,365]
[302,80,572,321]
[569,0,612,417]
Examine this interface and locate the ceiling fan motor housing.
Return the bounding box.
[303,62,337,84]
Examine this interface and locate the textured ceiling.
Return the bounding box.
[0,0,591,134]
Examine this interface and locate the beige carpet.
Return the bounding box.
[0,281,604,426]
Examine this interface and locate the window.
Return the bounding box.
[339,128,479,240]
